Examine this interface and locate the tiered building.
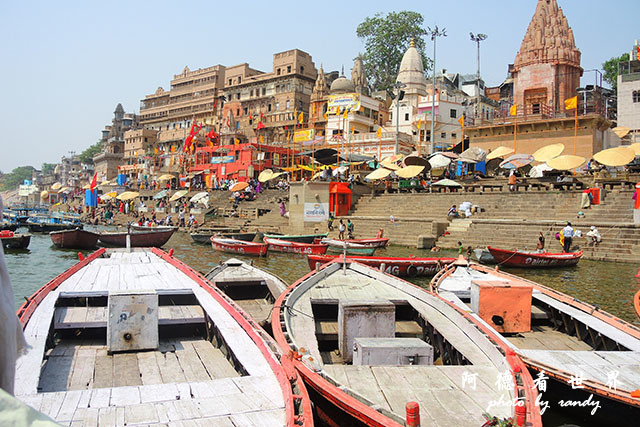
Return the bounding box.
[93,104,138,181]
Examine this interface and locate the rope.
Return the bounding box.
[274,304,314,319]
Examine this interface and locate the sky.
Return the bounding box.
[0,0,638,173]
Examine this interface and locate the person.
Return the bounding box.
[347,219,354,239]
[338,220,346,240]
[581,189,592,209]
[465,246,473,258]
[430,246,441,252]
[327,212,335,231]
[633,182,640,224]
[562,222,574,253]
[178,209,185,228]
[508,170,517,192]
[279,199,286,217]
[536,232,545,252]
[187,214,196,227]
[448,205,459,218]
[586,226,602,246]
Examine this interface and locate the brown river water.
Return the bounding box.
[5,228,639,325]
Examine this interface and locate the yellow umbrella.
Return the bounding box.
[546,155,586,171]
[99,180,111,186]
[380,161,400,171]
[169,189,189,201]
[592,146,636,167]
[395,165,425,178]
[51,182,62,190]
[116,191,140,201]
[629,143,640,156]
[612,126,630,139]
[533,143,565,162]
[365,168,392,180]
[157,174,176,181]
[40,190,49,199]
[58,187,70,193]
[105,191,117,198]
[486,146,515,161]
[258,169,274,183]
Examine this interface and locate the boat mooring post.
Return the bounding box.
[406,401,420,426]
[126,223,131,252]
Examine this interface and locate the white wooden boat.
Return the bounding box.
[431,260,640,423]
[273,257,542,426]
[205,258,288,329]
[14,248,312,426]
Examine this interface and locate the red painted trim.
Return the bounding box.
[16,248,106,328]
[151,248,312,426]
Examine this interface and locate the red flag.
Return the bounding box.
[90,173,97,194]
[256,121,265,130]
[249,114,253,120]
[260,112,264,119]
[213,100,217,109]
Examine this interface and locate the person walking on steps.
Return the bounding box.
[562,222,574,253]
[347,219,354,239]
[338,220,346,240]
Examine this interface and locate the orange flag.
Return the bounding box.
[417,119,422,129]
[564,96,577,110]
[458,115,465,127]
[510,104,517,116]
[376,128,382,138]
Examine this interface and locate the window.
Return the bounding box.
[287,65,291,73]
[634,91,640,103]
[275,102,279,111]
[404,113,409,121]
[228,79,232,86]
[268,104,272,112]
[300,66,304,74]
[236,109,240,116]
[243,107,248,115]
[277,68,281,76]
[236,93,240,100]
[440,132,446,139]
[250,89,254,97]
[262,88,266,96]
[451,133,457,139]
[286,100,290,110]
[450,109,457,118]
[238,76,241,84]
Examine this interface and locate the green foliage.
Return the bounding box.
[356,11,430,92]
[602,52,629,92]
[0,165,35,191]
[41,162,56,174]
[78,140,103,164]
[482,413,515,427]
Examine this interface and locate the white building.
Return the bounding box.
[617,42,640,143]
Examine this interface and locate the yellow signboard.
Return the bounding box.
[327,93,361,114]
[294,129,315,143]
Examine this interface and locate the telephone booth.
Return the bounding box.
[329,182,352,216]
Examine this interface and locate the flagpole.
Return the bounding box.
[574,107,578,155]
[514,113,517,153]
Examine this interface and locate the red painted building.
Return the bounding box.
[188,142,295,184]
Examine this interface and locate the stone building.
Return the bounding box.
[617,42,640,143]
[93,104,138,181]
[120,128,159,180]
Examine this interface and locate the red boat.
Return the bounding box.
[307,254,456,277]
[50,228,99,249]
[319,237,390,248]
[487,246,583,268]
[98,228,175,247]
[211,237,268,256]
[264,237,328,255]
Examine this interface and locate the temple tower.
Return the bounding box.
[309,66,329,137]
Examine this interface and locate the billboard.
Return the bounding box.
[294,129,315,143]
[327,93,361,114]
[303,202,329,222]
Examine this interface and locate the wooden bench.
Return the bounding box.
[53,305,205,329]
[479,183,504,192]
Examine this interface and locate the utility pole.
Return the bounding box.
[470,33,487,121]
[428,26,446,155]
[392,81,406,155]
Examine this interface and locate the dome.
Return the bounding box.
[330,75,355,94]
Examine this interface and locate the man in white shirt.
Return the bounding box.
[562,222,574,253]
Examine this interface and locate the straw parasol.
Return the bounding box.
[430,151,459,160]
[270,172,287,181]
[51,182,62,190]
[428,154,451,169]
[99,180,111,187]
[365,168,392,180]
[116,191,140,201]
[381,154,405,164]
[533,143,565,162]
[258,169,274,183]
[190,192,209,203]
[157,174,176,181]
[612,126,630,139]
[629,143,640,156]
[500,154,535,170]
[229,182,249,192]
[460,147,487,163]
[593,146,636,167]
[40,190,49,199]
[82,184,91,190]
[486,146,515,161]
[395,165,425,179]
[153,189,168,200]
[432,179,462,187]
[169,189,189,201]
[546,155,586,171]
[380,161,400,171]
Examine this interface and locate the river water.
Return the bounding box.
[5,228,639,324]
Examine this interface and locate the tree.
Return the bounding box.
[603,52,629,92]
[356,11,430,92]
[41,162,56,174]
[0,166,35,191]
[78,140,103,164]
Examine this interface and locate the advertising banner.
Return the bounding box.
[303,202,329,222]
[294,129,315,143]
[327,93,361,114]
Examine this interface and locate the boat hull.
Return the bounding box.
[488,246,582,267]
[326,246,376,256]
[1,233,31,249]
[264,237,328,255]
[27,221,82,233]
[307,254,455,277]
[50,229,99,249]
[98,229,174,247]
[191,232,256,244]
[320,237,389,249]
[263,232,328,244]
[0,222,19,232]
[211,238,267,256]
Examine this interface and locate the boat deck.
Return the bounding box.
[15,250,286,426]
[286,264,514,423]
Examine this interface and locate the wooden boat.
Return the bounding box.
[487,246,583,268]
[273,257,541,427]
[307,254,456,277]
[190,231,256,244]
[264,237,328,255]
[473,248,496,264]
[431,260,640,424]
[0,231,31,249]
[98,227,175,247]
[0,221,19,231]
[130,224,177,232]
[263,232,328,244]
[50,228,99,249]
[211,237,267,257]
[14,248,312,425]
[326,245,376,256]
[320,237,389,249]
[205,258,288,328]
[26,217,82,233]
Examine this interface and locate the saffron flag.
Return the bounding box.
[458,115,465,127]
[90,173,97,194]
[298,112,304,124]
[256,121,265,130]
[259,135,264,143]
[564,96,577,110]
[417,119,422,129]
[154,147,158,155]
[351,127,355,134]
[510,105,517,116]
[376,128,382,138]
[234,138,239,145]
[323,112,328,120]
[343,109,348,119]
[336,106,341,116]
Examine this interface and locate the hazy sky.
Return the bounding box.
[1,0,637,172]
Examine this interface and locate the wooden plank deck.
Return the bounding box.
[53,305,204,329]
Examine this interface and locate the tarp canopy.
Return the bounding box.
[460,147,487,163]
[592,146,636,167]
[396,165,425,178]
[190,192,209,202]
[229,182,249,192]
[546,155,586,171]
[403,156,431,169]
[432,179,462,187]
[500,154,535,169]
[169,189,189,201]
[153,189,168,200]
[258,169,274,183]
[533,143,565,162]
[486,146,515,161]
[428,154,451,168]
[116,191,140,201]
[365,168,392,180]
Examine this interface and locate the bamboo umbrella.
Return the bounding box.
[51,182,62,190]
[395,165,425,178]
[486,146,515,161]
[365,168,392,180]
[258,169,274,183]
[169,190,189,202]
[533,143,565,162]
[116,191,140,201]
[546,155,586,171]
[592,146,636,167]
[629,143,640,156]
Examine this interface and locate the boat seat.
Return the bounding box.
[53,305,205,329]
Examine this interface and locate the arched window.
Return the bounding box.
[633,90,640,103]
